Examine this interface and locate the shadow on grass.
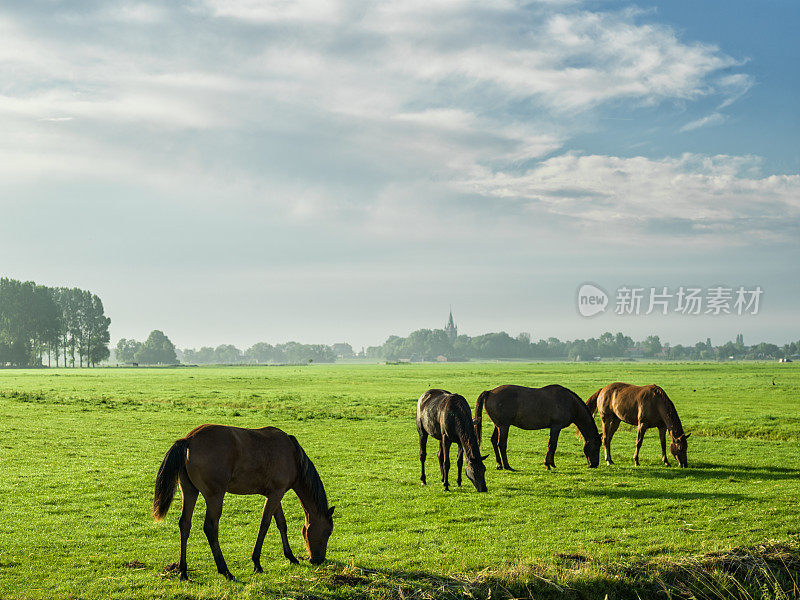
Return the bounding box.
[621,461,800,482]
[294,540,800,600]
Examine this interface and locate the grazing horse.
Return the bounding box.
[586,383,690,467]
[474,385,601,470]
[416,389,488,492]
[153,425,335,581]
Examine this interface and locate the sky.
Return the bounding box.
[1,0,798,351]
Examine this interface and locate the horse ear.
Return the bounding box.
[684,433,691,439]
[327,506,335,518]
[481,454,489,461]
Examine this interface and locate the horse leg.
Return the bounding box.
[603,417,621,466]
[178,473,198,581]
[545,427,560,470]
[437,439,445,483]
[490,426,503,470]
[659,427,670,466]
[456,445,464,487]
[442,440,452,491]
[202,492,234,580]
[252,491,287,573]
[419,430,428,485]
[498,426,514,471]
[633,424,647,466]
[273,502,299,564]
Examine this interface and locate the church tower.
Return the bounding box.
[444,308,458,344]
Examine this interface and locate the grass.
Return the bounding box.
[0,361,798,599]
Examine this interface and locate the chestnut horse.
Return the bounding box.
[153,425,335,580]
[416,389,488,492]
[586,383,690,467]
[474,385,601,470]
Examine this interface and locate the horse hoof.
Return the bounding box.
[496,464,503,470]
[254,566,263,574]
[179,573,189,581]
[288,557,299,565]
[223,572,235,581]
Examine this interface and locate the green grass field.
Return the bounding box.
[1,362,798,599]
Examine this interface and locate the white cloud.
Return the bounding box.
[0,0,780,249]
[456,153,800,242]
[680,112,726,132]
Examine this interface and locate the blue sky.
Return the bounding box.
[1,0,798,350]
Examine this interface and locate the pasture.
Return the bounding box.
[0,362,798,599]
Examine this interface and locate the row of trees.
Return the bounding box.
[365,328,800,362]
[179,341,346,364]
[0,278,110,367]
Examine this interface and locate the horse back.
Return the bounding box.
[601,383,668,427]
[184,424,298,496]
[483,384,577,430]
[417,389,471,440]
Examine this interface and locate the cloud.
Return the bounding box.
[680,112,726,132]
[0,0,779,250]
[456,153,800,243]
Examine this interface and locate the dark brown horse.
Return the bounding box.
[153,424,335,580]
[474,385,601,470]
[417,389,488,492]
[586,383,690,467]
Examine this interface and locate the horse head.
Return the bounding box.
[583,432,601,468]
[670,433,690,467]
[465,454,489,492]
[303,506,335,564]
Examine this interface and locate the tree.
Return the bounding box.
[115,339,142,363]
[642,335,663,358]
[214,344,243,363]
[134,330,178,365]
[245,342,276,363]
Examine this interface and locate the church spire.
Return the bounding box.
[445,307,457,343]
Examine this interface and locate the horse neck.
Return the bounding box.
[572,401,598,440]
[454,413,480,461]
[291,449,328,521]
[658,396,684,438]
[293,481,322,522]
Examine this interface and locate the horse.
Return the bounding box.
[416,389,488,492]
[152,424,335,581]
[474,384,601,471]
[586,382,690,467]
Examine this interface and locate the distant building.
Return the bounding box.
[445,309,458,344]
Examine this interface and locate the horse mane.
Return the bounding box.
[289,435,329,515]
[565,388,601,442]
[653,386,684,436]
[453,396,481,461]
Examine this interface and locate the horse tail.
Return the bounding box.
[473,391,490,449]
[585,388,601,415]
[153,438,189,521]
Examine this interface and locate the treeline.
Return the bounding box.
[365,329,800,362]
[178,342,354,364]
[115,331,178,365]
[0,277,110,367]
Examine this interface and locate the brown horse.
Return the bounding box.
[474,385,601,470]
[153,424,335,580]
[417,389,488,492]
[586,383,690,467]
